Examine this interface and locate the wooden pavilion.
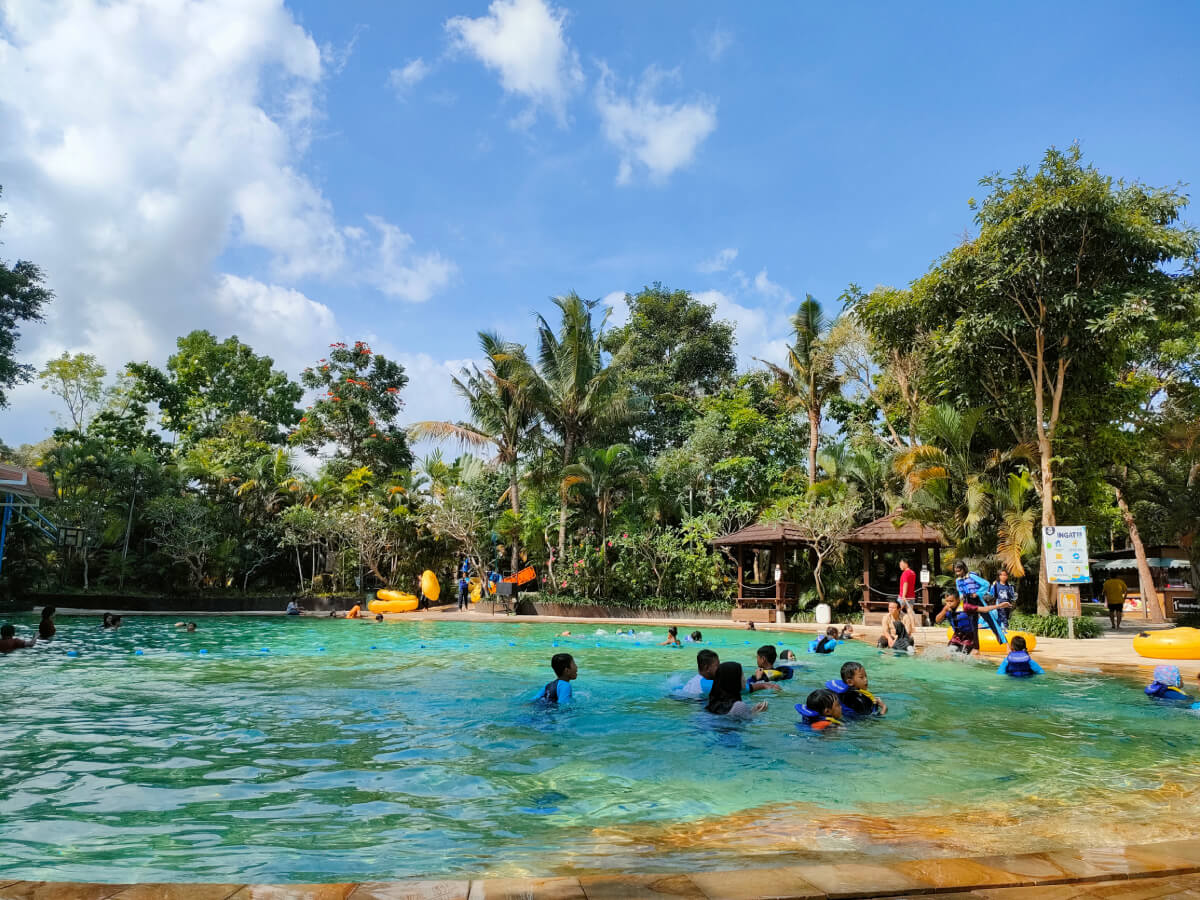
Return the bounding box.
[841,513,947,624]
[711,521,809,624]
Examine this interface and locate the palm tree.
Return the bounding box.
[761,296,842,486]
[562,444,641,569]
[519,293,630,563]
[410,332,538,572]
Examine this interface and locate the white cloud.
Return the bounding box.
[211,275,337,373]
[698,247,738,273]
[0,0,454,443]
[389,57,431,95]
[445,0,582,126]
[704,27,732,62]
[693,289,773,369]
[753,268,795,305]
[595,65,717,185]
[360,216,457,303]
[600,290,629,328]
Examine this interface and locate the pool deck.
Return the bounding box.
[404,607,1200,680]
[9,837,1200,898]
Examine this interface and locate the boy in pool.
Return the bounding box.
[749,644,794,683]
[795,688,843,731]
[1145,665,1192,703]
[685,630,703,643]
[811,627,840,654]
[0,624,34,653]
[538,652,578,704]
[681,649,720,696]
[996,635,1043,677]
[825,661,887,716]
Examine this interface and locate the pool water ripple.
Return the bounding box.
[2,615,1200,882]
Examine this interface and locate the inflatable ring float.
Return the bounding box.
[945,628,1037,653]
[368,590,419,614]
[420,570,440,603]
[1133,627,1200,660]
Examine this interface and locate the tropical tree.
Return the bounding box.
[128,330,302,447]
[39,352,106,432]
[519,293,630,564]
[562,443,641,578]
[0,187,53,408]
[761,295,843,485]
[293,340,413,474]
[409,331,539,571]
[914,145,1198,607]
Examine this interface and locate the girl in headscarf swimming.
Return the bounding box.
[705,661,767,720]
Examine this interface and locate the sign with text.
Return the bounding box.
[1057,586,1081,618]
[1043,525,1091,584]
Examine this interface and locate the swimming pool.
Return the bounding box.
[1,616,1198,883]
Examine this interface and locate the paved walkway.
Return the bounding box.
[8,836,1200,898]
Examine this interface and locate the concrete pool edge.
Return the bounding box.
[8,837,1200,898]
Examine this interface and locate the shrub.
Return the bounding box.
[1008,611,1102,639]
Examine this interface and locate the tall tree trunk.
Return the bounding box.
[807,406,820,485]
[1114,484,1165,621]
[1036,433,1055,614]
[557,432,575,565]
[295,546,304,590]
[119,487,137,590]
[509,466,521,573]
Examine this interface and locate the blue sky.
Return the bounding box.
[2,0,1198,445]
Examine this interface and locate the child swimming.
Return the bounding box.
[538,652,578,704]
[681,649,720,696]
[685,630,703,643]
[659,626,682,647]
[825,661,887,716]
[795,688,843,731]
[1145,665,1192,703]
[748,644,794,684]
[706,661,767,719]
[810,627,840,654]
[996,635,1043,677]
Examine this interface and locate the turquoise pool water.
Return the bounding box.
[1,615,1199,883]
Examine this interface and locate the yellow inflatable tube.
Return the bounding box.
[369,590,419,614]
[945,627,1037,653]
[1134,627,1200,660]
[421,570,440,603]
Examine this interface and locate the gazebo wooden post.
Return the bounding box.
[775,542,783,608]
[862,545,872,608]
[736,545,744,608]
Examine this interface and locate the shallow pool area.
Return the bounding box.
[2,616,1199,884]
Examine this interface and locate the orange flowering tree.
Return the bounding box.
[291,341,413,473]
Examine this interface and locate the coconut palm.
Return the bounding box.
[760,295,843,486]
[410,331,538,571]
[562,443,641,560]
[517,293,630,563]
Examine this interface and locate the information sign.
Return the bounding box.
[1043,525,1090,584]
[1057,586,1081,618]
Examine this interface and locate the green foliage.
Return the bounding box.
[1008,612,1102,640]
[293,340,413,473]
[129,330,301,447]
[602,283,736,454]
[39,352,106,432]
[0,188,52,407]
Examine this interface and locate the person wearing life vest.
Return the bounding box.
[935,584,1012,655]
[824,660,887,715]
[996,635,1044,677]
[795,688,843,731]
[1145,665,1192,703]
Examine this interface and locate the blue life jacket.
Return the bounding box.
[808,637,839,654]
[1004,650,1035,678]
[1145,682,1192,702]
[824,678,879,716]
[794,702,841,730]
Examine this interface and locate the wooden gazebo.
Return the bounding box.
[711,521,808,624]
[841,513,947,624]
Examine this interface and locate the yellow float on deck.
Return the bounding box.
[1134,627,1200,660]
[368,590,419,614]
[421,570,440,603]
[945,627,1037,653]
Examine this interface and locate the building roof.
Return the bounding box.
[841,513,947,547]
[0,464,55,501]
[711,521,812,547]
[1091,557,1190,572]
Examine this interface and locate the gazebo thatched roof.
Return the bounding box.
[711,521,809,547]
[841,513,946,547]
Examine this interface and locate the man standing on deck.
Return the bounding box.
[898,559,917,613]
[1103,576,1128,630]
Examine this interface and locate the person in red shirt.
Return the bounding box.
[898,559,917,611]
